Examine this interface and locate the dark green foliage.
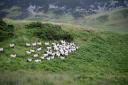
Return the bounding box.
[26,22,42,29]
[0,19,14,41]
[26,22,73,41]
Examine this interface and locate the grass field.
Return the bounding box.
[0,8,128,85]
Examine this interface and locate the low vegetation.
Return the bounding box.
[26,22,73,41]
[0,19,15,41]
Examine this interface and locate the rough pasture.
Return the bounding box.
[0,20,128,85]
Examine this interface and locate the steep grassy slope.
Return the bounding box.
[85,8,128,32]
[0,21,128,85]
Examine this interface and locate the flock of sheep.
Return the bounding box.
[0,40,79,63]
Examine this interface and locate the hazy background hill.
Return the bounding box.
[0,0,128,19]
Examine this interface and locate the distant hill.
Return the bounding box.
[84,8,128,32]
[0,0,128,19]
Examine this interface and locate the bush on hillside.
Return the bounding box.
[26,22,73,41]
[26,22,42,29]
[0,19,14,41]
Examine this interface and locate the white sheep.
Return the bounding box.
[60,40,65,44]
[35,59,41,63]
[32,42,37,46]
[51,52,55,56]
[46,50,53,55]
[26,51,31,55]
[71,47,76,52]
[47,47,52,50]
[37,47,42,51]
[45,42,49,46]
[76,46,79,50]
[50,56,54,59]
[65,45,70,50]
[60,57,65,60]
[26,43,31,47]
[56,51,60,57]
[46,57,51,60]
[0,48,4,52]
[37,42,42,46]
[56,44,60,47]
[27,58,32,62]
[10,54,16,58]
[43,54,48,58]
[10,43,15,48]
[33,54,39,58]
[68,49,72,53]
[52,43,56,46]
[64,51,69,56]
[53,45,59,51]
[60,49,65,55]
[30,49,35,53]
[40,56,45,59]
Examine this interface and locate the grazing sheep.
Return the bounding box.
[76,46,79,50]
[53,45,59,51]
[37,47,42,51]
[46,57,51,60]
[10,54,16,58]
[35,59,41,63]
[51,53,55,56]
[40,56,45,60]
[26,43,31,47]
[47,47,52,50]
[64,51,69,56]
[60,40,65,44]
[52,43,56,46]
[60,49,65,55]
[30,49,35,53]
[26,51,31,55]
[50,56,54,59]
[27,58,32,62]
[32,42,37,46]
[60,57,65,60]
[65,45,70,50]
[43,54,48,58]
[45,42,50,46]
[8,40,79,62]
[46,50,53,55]
[33,54,39,58]
[0,48,4,52]
[10,44,15,48]
[37,42,42,46]
[56,51,60,57]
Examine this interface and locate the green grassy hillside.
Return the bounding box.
[85,8,128,32]
[0,19,128,85]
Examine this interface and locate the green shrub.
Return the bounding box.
[0,19,14,41]
[26,22,73,41]
[26,22,42,29]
